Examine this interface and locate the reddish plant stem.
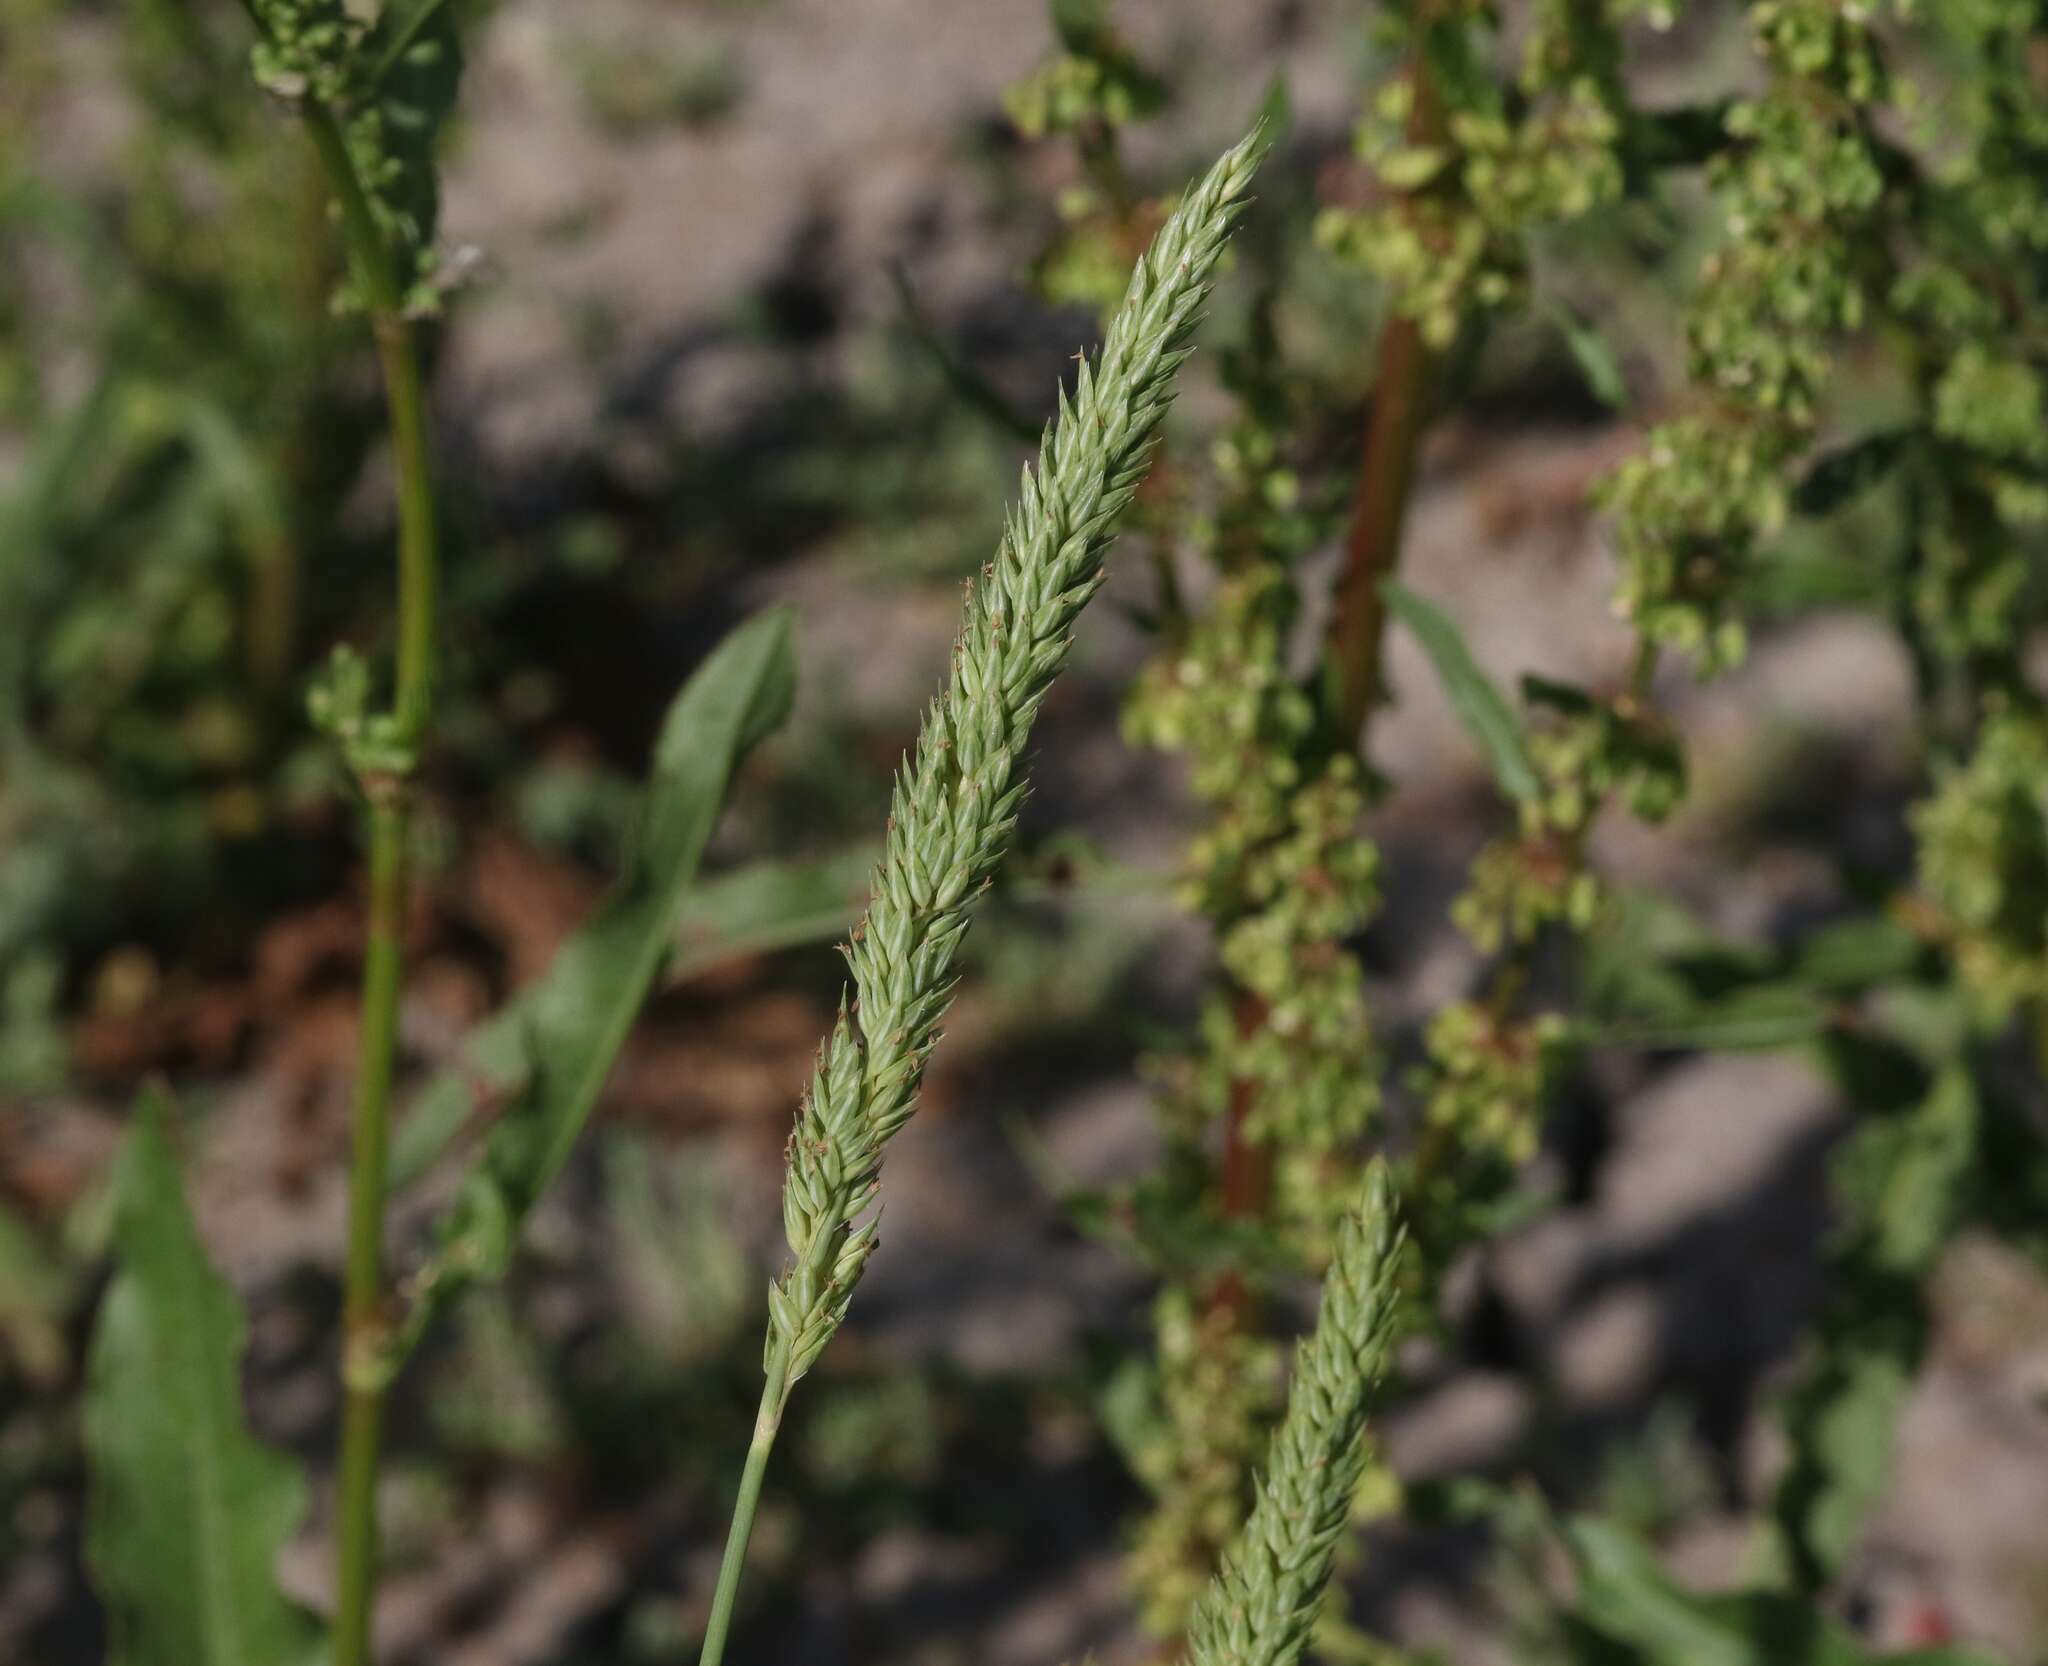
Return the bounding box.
[1211,992,1273,1327]
[1326,46,1449,746]
[1327,314,1437,740]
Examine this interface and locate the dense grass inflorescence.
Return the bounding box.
[766,126,1269,1406]
[1184,1162,1405,1666]
[692,124,1272,1666]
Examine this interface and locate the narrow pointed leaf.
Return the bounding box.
[1565,1518,1999,1666]
[1581,983,1835,1052]
[1543,301,1629,409]
[394,609,796,1346]
[1383,580,1541,801]
[84,1093,324,1666]
[666,841,882,985]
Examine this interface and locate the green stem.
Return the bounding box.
[334,799,406,1666]
[698,1356,790,1666]
[333,1372,388,1666]
[303,103,441,1666]
[374,311,439,746]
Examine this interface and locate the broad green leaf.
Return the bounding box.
[667,841,880,985]
[1382,581,1541,802]
[84,1095,323,1666]
[1569,1517,1763,1666]
[1566,1518,1997,1666]
[1855,1065,1978,1274]
[362,0,464,289]
[392,609,796,1350]
[1790,912,1924,992]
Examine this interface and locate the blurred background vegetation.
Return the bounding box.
[2,1,2046,1663]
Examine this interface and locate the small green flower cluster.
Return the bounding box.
[1126,567,1323,868]
[1315,0,1647,348]
[1123,1285,1286,1639]
[1002,0,1165,317]
[1453,680,1682,954]
[307,643,419,783]
[248,0,461,309]
[1122,459,1381,1227]
[1912,709,2048,1021]
[1001,0,1164,142]
[1029,204,1156,322]
[1454,832,1598,959]
[1002,38,1370,1639]
[1892,12,2048,667]
[1912,345,2046,667]
[1410,1000,1569,1245]
[1894,4,2048,1017]
[1115,399,1380,1638]
[1599,0,1899,670]
[1218,764,1380,1147]
[1933,0,2048,255]
[247,0,360,107]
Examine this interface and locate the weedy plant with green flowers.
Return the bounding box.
[992,0,2048,1660]
[61,0,2048,1663]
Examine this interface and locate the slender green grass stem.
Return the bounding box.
[304,102,442,1666]
[332,1378,388,1666]
[698,1359,789,1666]
[334,801,407,1666]
[375,323,438,746]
